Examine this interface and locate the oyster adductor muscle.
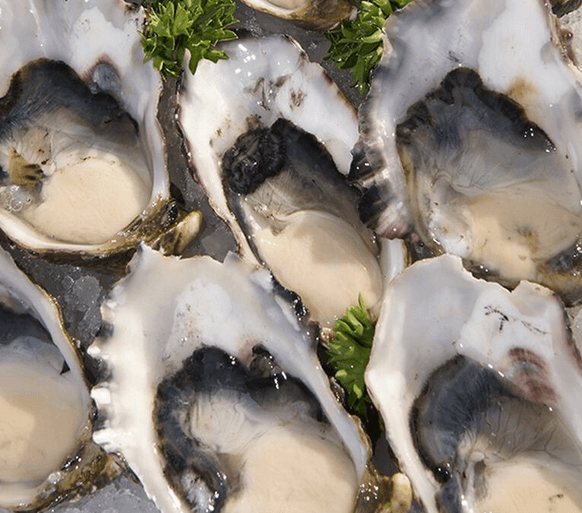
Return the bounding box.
[394,66,581,281]
[355,0,582,302]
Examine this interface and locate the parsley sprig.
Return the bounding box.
[327,294,375,418]
[325,0,414,96]
[141,0,238,79]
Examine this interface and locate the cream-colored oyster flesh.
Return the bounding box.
[355,0,582,301]
[179,35,391,328]
[0,0,169,254]
[366,254,582,513]
[0,244,100,511]
[89,244,390,513]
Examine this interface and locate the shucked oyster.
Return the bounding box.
[0,244,115,511]
[0,0,172,254]
[89,245,398,513]
[366,254,582,513]
[354,0,582,302]
[179,35,387,328]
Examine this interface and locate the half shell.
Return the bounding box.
[0,0,171,255]
[179,35,388,327]
[354,0,582,302]
[0,244,112,511]
[366,254,582,512]
[89,245,390,513]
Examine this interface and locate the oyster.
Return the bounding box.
[179,35,388,328]
[236,0,355,30]
[0,244,113,511]
[89,244,397,513]
[366,254,582,513]
[354,0,582,302]
[0,0,172,254]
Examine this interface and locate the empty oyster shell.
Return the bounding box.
[354,0,582,302]
[0,0,172,255]
[366,254,582,513]
[179,35,387,328]
[89,244,395,513]
[0,244,116,511]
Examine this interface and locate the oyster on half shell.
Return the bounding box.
[0,0,176,255]
[0,244,117,511]
[366,254,582,513]
[179,35,391,329]
[89,245,402,513]
[354,0,582,303]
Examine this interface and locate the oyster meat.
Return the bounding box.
[89,245,395,513]
[0,0,171,254]
[179,35,389,328]
[354,0,582,302]
[366,254,582,513]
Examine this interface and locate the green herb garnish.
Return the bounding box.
[324,0,414,96]
[327,294,375,418]
[141,0,238,80]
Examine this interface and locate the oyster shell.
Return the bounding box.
[558,4,582,72]
[89,244,397,513]
[236,0,356,30]
[0,0,172,255]
[0,244,114,511]
[366,254,582,513]
[354,0,582,302]
[179,35,388,328]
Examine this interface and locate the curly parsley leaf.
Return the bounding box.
[327,294,376,419]
[324,0,414,96]
[141,0,238,80]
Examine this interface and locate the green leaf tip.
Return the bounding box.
[324,0,415,95]
[141,0,238,80]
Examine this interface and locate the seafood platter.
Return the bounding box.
[1,0,582,512]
